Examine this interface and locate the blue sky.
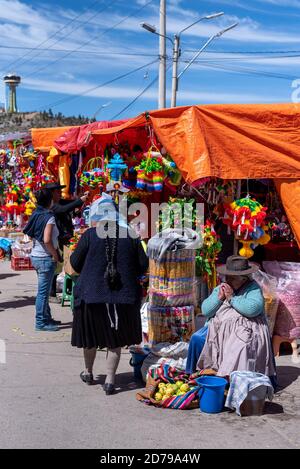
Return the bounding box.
[0,0,300,119]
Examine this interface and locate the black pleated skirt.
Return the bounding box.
[71,301,142,349]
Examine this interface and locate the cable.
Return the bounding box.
[11,0,118,74]
[0,0,106,74]
[110,63,172,120]
[23,0,156,80]
[180,60,297,81]
[39,58,159,110]
[0,44,156,57]
[182,52,300,61]
[110,76,159,120]
[184,48,300,54]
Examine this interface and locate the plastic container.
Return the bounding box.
[11,255,34,271]
[196,376,227,414]
[129,347,150,381]
[239,385,267,416]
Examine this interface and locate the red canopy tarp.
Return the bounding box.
[91,103,300,246]
[54,119,129,154]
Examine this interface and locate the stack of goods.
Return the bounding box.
[11,236,34,271]
[147,229,200,345]
[149,250,195,307]
[147,305,194,344]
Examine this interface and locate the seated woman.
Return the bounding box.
[194,255,276,379]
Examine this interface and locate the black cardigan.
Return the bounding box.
[70,227,149,306]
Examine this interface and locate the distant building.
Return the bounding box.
[3,75,21,113]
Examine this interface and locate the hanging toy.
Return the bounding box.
[161,156,182,191]
[107,153,127,187]
[223,195,269,258]
[79,157,107,190]
[135,146,164,192]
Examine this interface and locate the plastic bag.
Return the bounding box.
[263,262,300,339]
[252,270,279,336]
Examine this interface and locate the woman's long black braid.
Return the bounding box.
[104,221,123,291]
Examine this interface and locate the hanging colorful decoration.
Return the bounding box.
[195,221,222,289]
[135,147,164,192]
[223,195,270,258]
[107,153,127,182]
[161,156,182,193]
[79,157,107,190]
[68,233,81,251]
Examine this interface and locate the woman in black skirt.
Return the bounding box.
[70,194,148,395]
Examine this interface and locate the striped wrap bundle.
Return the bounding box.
[136,364,216,410]
[149,249,196,307]
[147,305,195,345]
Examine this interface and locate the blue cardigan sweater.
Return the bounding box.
[70,227,149,306]
[201,280,264,319]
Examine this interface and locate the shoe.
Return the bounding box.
[103,383,115,395]
[80,371,94,385]
[35,324,59,332]
[49,318,62,325]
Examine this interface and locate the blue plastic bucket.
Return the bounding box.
[196,376,227,414]
[129,350,149,380]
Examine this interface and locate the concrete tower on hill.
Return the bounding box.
[3,74,21,113]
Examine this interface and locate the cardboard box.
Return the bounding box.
[63,245,79,276]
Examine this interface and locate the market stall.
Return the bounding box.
[1,102,299,414]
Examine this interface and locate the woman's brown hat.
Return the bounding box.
[217,255,259,276]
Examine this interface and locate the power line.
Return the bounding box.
[12,0,118,74]
[182,52,300,61]
[0,0,106,74]
[185,61,297,81]
[110,75,159,120]
[184,48,300,54]
[110,63,172,120]
[0,44,156,57]
[40,58,159,110]
[23,0,156,80]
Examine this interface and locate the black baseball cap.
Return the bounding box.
[44,182,66,190]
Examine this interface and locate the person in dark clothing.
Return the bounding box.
[70,194,149,395]
[43,182,89,299]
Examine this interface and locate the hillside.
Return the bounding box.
[0,110,93,134]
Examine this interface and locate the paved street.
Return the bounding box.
[0,262,300,449]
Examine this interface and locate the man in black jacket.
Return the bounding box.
[44,182,89,300]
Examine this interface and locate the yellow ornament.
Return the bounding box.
[239,241,254,259]
[257,232,271,246]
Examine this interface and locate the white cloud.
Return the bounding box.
[22,76,279,104]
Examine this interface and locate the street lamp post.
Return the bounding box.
[159,0,166,109]
[141,12,231,108]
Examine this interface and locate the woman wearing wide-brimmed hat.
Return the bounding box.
[193,255,276,380]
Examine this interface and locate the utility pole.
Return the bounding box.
[171,35,180,108]
[158,0,166,109]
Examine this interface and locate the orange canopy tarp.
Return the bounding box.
[91,103,300,246]
[31,126,76,152]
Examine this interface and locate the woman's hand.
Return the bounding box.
[218,283,234,301]
[218,284,227,301]
[223,283,234,301]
